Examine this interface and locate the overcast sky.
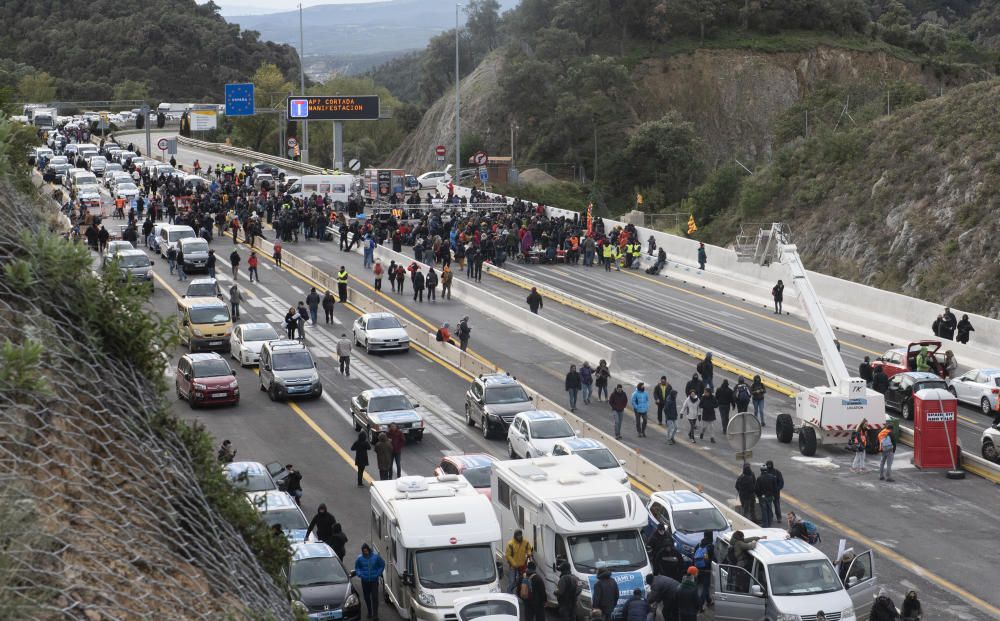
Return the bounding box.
[206,0,388,16]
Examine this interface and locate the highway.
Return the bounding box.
[108,134,1000,619]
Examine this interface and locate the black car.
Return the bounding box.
[885,371,948,420]
[289,542,360,621]
[252,162,280,176]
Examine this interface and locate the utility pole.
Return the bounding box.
[299,3,309,164]
[455,3,462,180]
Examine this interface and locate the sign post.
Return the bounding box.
[726,413,762,467]
[157,137,168,161]
[225,83,256,117]
[435,145,446,164]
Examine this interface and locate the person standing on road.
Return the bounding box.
[878,426,896,482]
[750,375,766,426]
[871,365,889,394]
[755,464,779,527]
[329,522,348,560]
[663,387,679,444]
[592,568,619,621]
[440,264,453,299]
[850,419,869,473]
[412,266,425,302]
[859,356,873,387]
[647,573,681,621]
[228,283,242,320]
[555,562,580,621]
[697,243,707,271]
[609,385,628,440]
[167,245,177,275]
[565,364,582,412]
[426,266,439,302]
[735,465,757,521]
[594,359,610,402]
[504,529,533,593]
[337,266,349,303]
[680,390,700,443]
[698,387,717,443]
[373,258,384,292]
[284,307,297,339]
[306,287,321,327]
[229,248,241,281]
[525,561,547,621]
[715,379,733,432]
[337,333,352,376]
[697,353,714,390]
[395,264,407,295]
[764,460,784,518]
[284,464,303,506]
[630,382,650,437]
[772,280,784,314]
[693,531,714,611]
[374,432,393,480]
[457,316,471,351]
[527,287,543,314]
[940,307,957,340]
[206,249,217,280]
[295,302,308,340]
[273,240,283,269]
[354,543,385,620]
[176,247,187,281]
[216,439,236,463]
[248,250,259,282]
[622,588,649,621]
[350,431,370,487]
[387,260,398,292]
[733,377,751,413]
[654,376,670,425]
[579,362,594,405]
[305,503,337,549]
[676,568,700,621]
[957,314,974,344]
[322,290,335,324]
[388,423,405,478]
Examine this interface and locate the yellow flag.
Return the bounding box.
[687,214,698,235]
[636,193,644,205]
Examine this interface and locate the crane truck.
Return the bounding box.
[735,223,886,456]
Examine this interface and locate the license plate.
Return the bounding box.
[212,392,228,398]
[313,610,342,620]
[209,341,222,346]
[288,386,309,393]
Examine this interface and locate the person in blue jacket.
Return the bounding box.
[630,383,650,437]
[355,543,386,619]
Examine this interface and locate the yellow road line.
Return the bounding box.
[700,320,725,332]
[628,477,654,496]
[623,269,882,356]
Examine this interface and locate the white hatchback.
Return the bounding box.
[947,368,1000,415]
[352,312,410,354]
[230,322,281,366]
[506,410,576,459]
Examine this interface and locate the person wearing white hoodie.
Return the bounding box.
[680,389,701,443]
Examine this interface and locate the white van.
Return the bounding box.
[157,224,196,257]
[491,455,651,619]
[371,475,502,621]
[287,174,354,204]
[712,528,877,621]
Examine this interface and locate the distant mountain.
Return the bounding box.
[229,0,520,57]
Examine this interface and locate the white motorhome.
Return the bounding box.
[371,475,502,621]
[286,174,354,205]
[491,456,651,619]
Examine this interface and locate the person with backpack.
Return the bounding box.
[622,588,649,621]
[750,375,766,426]
[555,561,580,621]
[734,377,752,413]
[579,362,594,405]
[850,419,870,473]
[696,353,714,390]
[692,530,714,611]
[735,465,757,521]
[425,267,438,302]
[878,426,897,482]
[522,561,546,621]
[457,316,471,351]
[786,512,821,544]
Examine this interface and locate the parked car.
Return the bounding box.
[885,371,948,420]
[948,368,1000,415]
[230,322,281,366]
[452,595,520,621]
[174,352,240,408]
[434,454,497,498]
[871,340,943,379]
[352,312,410,354]
[506,410,576,459]
[981,425,1000,462]
[350,387,424,442]
[416,170,449,189]
[465,373,534,439]
[184,278,222,299]
[550,437,629,486]
[645,490,732,560]
[223,461,283,493]
[289,542,361,621]
[247,490,310,542]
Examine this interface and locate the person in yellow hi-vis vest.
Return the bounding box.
[602,242,613,272]
[337,266,349,303]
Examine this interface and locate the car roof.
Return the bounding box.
[180,296,226,308]
[720,528,821,561]
[362,312,395,320]
[224,461,269,477]
[556,437,606,451]
[443,454,497,469]
[897,372,943,381]
[116,248,146,257]
[178,237,208,244]
[241,322,273,330]
[183,352,225,363]
[248,490,299,511]
[363,387,406,398]
[292,541,338,561]
[518,410,562,422]
[651,490,715,510]
[479,374,522,387]
[972,368,1000,375]
[189,278,217,286]
[266,340,307,351]
[163,224,194,232]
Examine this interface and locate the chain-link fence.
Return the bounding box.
[0,178,292,620]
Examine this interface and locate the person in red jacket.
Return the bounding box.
[248,251,259,282]
[387,423,405,478]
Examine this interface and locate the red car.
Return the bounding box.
[434,454,497,499]
[872,340,943,379]
[175,352,240,408]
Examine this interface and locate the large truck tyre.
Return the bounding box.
[776,414,794,443]
[798,426,818,456]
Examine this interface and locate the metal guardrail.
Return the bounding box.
[175,136,326,175]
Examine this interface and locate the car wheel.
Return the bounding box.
[901,401,912,421]
[508,440,517,459]
[948,386,957,398]
[354,416,361,432]
[268,384,279,402]
[176,386,184,401]
[259,381,266,392]
[414,431,423,443]
[982,397,992,416]
[482,416,491,439]
[465,404,475,426]
[983,440,999,463]
[364,339,371,355]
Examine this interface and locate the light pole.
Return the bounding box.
[455,3,462,179]
[299,3,309,164]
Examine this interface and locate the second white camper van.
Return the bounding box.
[287,174,354,205]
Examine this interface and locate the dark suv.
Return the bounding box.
[885,371,948,420]
[465,373,534,439]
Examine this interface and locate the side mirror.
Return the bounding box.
[263,365,271,372]
[412,403,420,408]
[750,585,764,597]
[619,459,626,466]
[349,570,357,578]
[847,576,858,588]
[232,370,237,376]
[402,573,414,587]
[528,396,534,401]
[149,260,155,265]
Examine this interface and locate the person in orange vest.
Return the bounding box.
[114,196,126,219]
[877,426,896,482]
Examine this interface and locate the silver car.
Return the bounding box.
[176,238,210,273]
[947,368,1000,414]
[351,387,423,442]
[352,312,410,354]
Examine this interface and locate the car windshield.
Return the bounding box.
[368,317,402,330]
[183,240,209,253]
[575,448,620,470]
[261,509,308,532]
[118,183,137,191]
[914,380,947,392]
[189,307,230,324]
[458,599,518,621]
[768,560,843,596]
[529,419,573,439]
[244,327,279,342]
[192,359,232,377]
[568,530,647,573]
[369,396,412,412]
[186,284,218,297]
[671,508,728,533]
[485,385,530,404]
[225,468,275,492]
[460,466,492,488]
[118,255,150,268]
[290,556,350,587]
[415,545,496,589]
[272,352,313,371]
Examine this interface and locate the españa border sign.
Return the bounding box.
[287,96,380,121]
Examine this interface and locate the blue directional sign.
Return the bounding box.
[479,167,489,182]
[289,98,310,119]
[225,83,255,117]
